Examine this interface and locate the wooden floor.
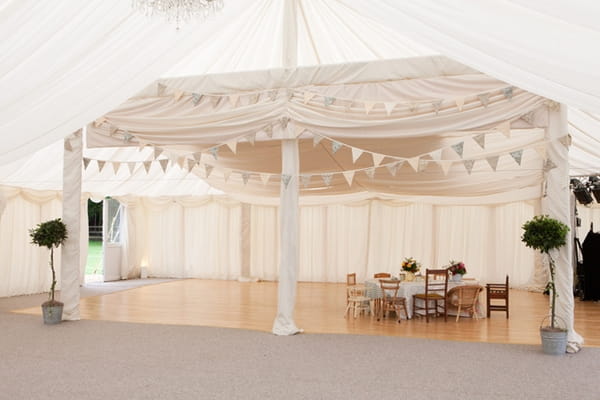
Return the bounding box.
[17,279,600,346]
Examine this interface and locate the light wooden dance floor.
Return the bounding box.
[17,279,600,346]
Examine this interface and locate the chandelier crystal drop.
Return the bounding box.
[132,0,224,28]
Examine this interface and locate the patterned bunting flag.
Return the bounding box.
[109,125,119,135]
[503,87,514,100]
[324,97,335,107]
[451,142,464,158]
[269,90,278,101]
[193,152,202,162]
[429,149,443,161]
[510,150,523,165]
[157,83,166,96]
[521,111,535,125]
[473,133,486,149]
[280,116,290,129]
[192,93,203,106]
[209,147,219,160]
[478,93,490,107]
[322,173,333,186]
[300,174,312,188]
[559,135,571,148]
[486,156,499,171]
[351,148,363,163]
[264,124,273,138]
[386,161,401,176]
[543,159,557,172]
[122,131,133,142]
[281,174,292,188]
[331,141,342,154]
[242,172,251,185]
[432,100,442,115]
[371,153,385,167]
[143,161,152,173]
[418,159,428,172]
[463,160,475,174]
[365,168,376,179]
[313,134,324,148]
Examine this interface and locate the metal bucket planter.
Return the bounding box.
[42,301,64,325]
[540,316,567,355]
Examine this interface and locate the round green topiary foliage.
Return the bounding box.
[521,215,569,254]
[29,218,68,249]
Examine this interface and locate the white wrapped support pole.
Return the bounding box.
[542,104,583,352]
[61,129,82,320]
[272,138,302,335]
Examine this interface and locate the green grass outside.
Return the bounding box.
[86,240,103,275]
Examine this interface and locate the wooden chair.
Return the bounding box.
[374,272,391,279]
[346,273,357,305]
[486,275,509,318]
[344,285,371,318]
[413,268,449,322]
[377,279,408,323]
[446,285,484,322]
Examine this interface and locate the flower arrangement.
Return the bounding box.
[401,257,421,273]
[448,260,466,275]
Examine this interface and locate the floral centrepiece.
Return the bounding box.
[401,257,421,274]
[448,260,466,275]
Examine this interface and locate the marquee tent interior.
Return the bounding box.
[1,0,599,344]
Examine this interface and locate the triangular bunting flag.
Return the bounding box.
[365,168,375,180]
[543,159,557,172]
[343,100,353,113]
[351,148,363,163]
[97,160,106,172]
[439,160,453,176]
[386,161,401,176]
[407,157,420,172]
[204,164,214,178]
[371,153,385,167]
[173,90,184,101]
[187,159,196,172]
[432,100,442,115]
[216,169,228,183]
[143,161,152,173]
[321,173,333,186]
[364,101,375,115]
[478,93,490,107]
[473,133,486,149]
[294,125,305,138]
[192,93,203,106]
[451,142,464,158]
[93,117,107,127]
[210,96,222,108]
[280,116,290,129]
[209,147,219,160]
[226,140,238,154]
[486,156,499,171]
[157,83,166,96]
[497,121,511,137]
[521,111,535,125]
[268,90,278,101]
[64,139,72,152]
[259,173,271,185]
[429,149,443,161]
[228,94,239,107]
[409,103,419,113]
[463,160,475,174]
[455,97,465,111]
[242,172,251,185]
[383,102,396,116]
[176,157,184,170]
[418,159,428,172]
[503,87,514,100]
[193,152,202,162]
[83,158,91,170]
[303,92,315,104]
[264,124,273,138]
[154,147,163,159]
[331,141,342,154]
[342,171,354,186]
[246,133,256,146]
[159,159,169,173]
[287,90,294,101]
[559,135,571,148]
[281,174,292,188]
[112,162,121,174]
[510,150,523,165]
[109,125,119,135]
[300,174,311,188]
[127,162,136,174]
[122,131,134,142]
[249,93,260,104]
[313,135,324,148]
[324,96,335,107]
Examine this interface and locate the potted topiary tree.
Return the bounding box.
[521,214,569,355]
[30,218,68,324]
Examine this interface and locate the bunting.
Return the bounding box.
[439,160,453,176]
[343,171,354,186]
[143,161,152,173]
[304,92,316,104]
[503,87,514,100]
[384,102,396,116]
[473,133,486,149]
[112,162,121,174]
[187,159,196,172]
[432,100,442,115]
[64,139,72,152]
[127,162,136,174]
[242,172,251,185]
[365,168,376,179]
[192,93,203,106]
[83,158,91,170]
[226,140,238,154]
[313,135,324,147]
[223,169,232,182]
[259,173,271,185]
[281,174,292,188]
[246,133,256,146]
[463,159,475,174]
[455,98,465,111]
[159,159,169,173]
[154,147,163,159]
[386,161,402,176]
[451,142,464,158]
[351,148,363,163]
[300,174,311,188]
[364,102,375,115]
[332,141,342,154]
[510,150,523,165]
[228,94,239,107]
[324,96,335,107]
[205,164,214,178]
[486,156,499,171]
[478,93,490,107]
[497,121,511,138]
[543,159,557,172]
[97,160,106,172]
[264,124,273,138]
[407,157,420,172]
[209,147,219,160]
[371,153,385,167]
[322,173,333,186]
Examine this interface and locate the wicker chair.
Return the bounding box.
[486,275,509,318]
[413,268,449,322]
[377,279,408,322]
[344,285,371,318]
[446,285,484,322]
[373,272,391,279]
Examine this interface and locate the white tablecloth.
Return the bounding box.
[365,278,483,319]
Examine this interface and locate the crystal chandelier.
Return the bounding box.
[132,0,224,28]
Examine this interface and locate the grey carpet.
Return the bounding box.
[1,281,598,400]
